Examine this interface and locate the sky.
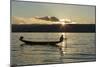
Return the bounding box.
[11,1,96,24]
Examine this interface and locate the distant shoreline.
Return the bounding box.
[12,24,95,33]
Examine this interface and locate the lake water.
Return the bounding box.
[11,33,96,66]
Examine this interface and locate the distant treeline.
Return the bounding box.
[12,24,95,33]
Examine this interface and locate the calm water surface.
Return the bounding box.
[11,33,96,65]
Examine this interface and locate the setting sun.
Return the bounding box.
[61,22,66,26]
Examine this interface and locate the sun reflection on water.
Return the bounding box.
[61,33,66,54]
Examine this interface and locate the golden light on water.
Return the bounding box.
[61,33,66,54]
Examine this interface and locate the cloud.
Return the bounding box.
[12,16,53,24]
[12,16,75,24]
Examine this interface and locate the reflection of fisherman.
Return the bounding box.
[58,45,64,56]
[58,45,64,63]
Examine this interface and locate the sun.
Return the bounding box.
[61,22,66,26]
